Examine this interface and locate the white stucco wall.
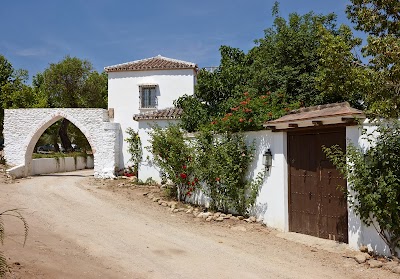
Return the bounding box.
[31,156,94,175]
[4,108,122,179]
[246,130,289,231]
[107,69,195,167]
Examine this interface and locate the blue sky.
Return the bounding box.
[1,0,360,83]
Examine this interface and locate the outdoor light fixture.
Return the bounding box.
[262,149,273,171]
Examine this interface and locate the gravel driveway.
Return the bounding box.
[1,170,397,278]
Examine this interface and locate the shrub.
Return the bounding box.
[195,130,263,215]
[147,124,198,201]
[323,120,400,257]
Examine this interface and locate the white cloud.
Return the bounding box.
[15,47,50,57]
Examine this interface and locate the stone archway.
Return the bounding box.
[3,108,122,178]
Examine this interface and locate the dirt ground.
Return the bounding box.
[0,169,399,279]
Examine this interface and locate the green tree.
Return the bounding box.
[176,5,353,132]
[40,56,108,150]
[248,8,337,106]
[315,24,372,108]
[0,55,45,135]
[347,0,400,117]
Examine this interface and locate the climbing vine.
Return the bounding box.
[125,128,142,176]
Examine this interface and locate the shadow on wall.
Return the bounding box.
[245,131,272,220]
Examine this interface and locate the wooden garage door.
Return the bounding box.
[288,127,348,243]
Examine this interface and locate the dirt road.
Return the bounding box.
[0,170,397,278]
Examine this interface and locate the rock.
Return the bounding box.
[230,216,238,221]
[368,259,383,268]
[226,214,232,218]
[142,192,149,196]
[152,197,160,202]
[249,216,256,222]
[214,212,221,218]
[220,213,227,218]
[202,212,211,219]
[231,226,247,232]
[359,245,369,253]
[193,212,198,217]
[205,216,213,222]
[186,208,193,214]
[158,200,163,205]
[237,216,244,220]
[256,217,263,223]
[216,217,224,222]
[178,208,185,212]
[173,209,179,213]
[169,202,177,209]
[354,254,369,264]
[161,202,168,207]
[196,213,203,218]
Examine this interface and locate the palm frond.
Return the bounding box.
[0,209,29,247]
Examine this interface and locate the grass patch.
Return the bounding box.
[32,152,92,159]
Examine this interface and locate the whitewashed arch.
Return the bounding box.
[4,108,122,178]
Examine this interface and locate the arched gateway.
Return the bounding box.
[4,108,122,178]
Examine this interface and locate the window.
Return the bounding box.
[139,85,157,109]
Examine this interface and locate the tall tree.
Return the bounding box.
[41,56,108,150]
[0,55,45,135]
[347,0,400,117]
[176,5,353,132]
[315,24,372,108]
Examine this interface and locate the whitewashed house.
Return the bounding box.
[104,56,395,257]
[105,55,197,175]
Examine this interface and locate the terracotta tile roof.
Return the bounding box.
[264,102,365,127]
[105,55,197,72]
[133,107,183,121]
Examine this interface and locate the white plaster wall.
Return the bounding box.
[246,131,289,231]
[31,156,94,175]
[107,69,195,167]
[4,108,121,179]
[137,119,180,183]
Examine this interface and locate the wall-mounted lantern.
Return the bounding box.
[262,149,273,171]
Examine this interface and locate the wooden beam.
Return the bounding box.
[342,117,355,123]
[312,120,323,126]
[288,123,298,128]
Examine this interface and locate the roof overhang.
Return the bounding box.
[263,102,365,131]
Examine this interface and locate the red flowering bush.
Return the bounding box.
[207,90,300,132]
[147,124,198,201]
[195,131,263,215]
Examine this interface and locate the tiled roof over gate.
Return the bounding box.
[105,55,197,72]
[133,107,182,121]
[264,102,365,130]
